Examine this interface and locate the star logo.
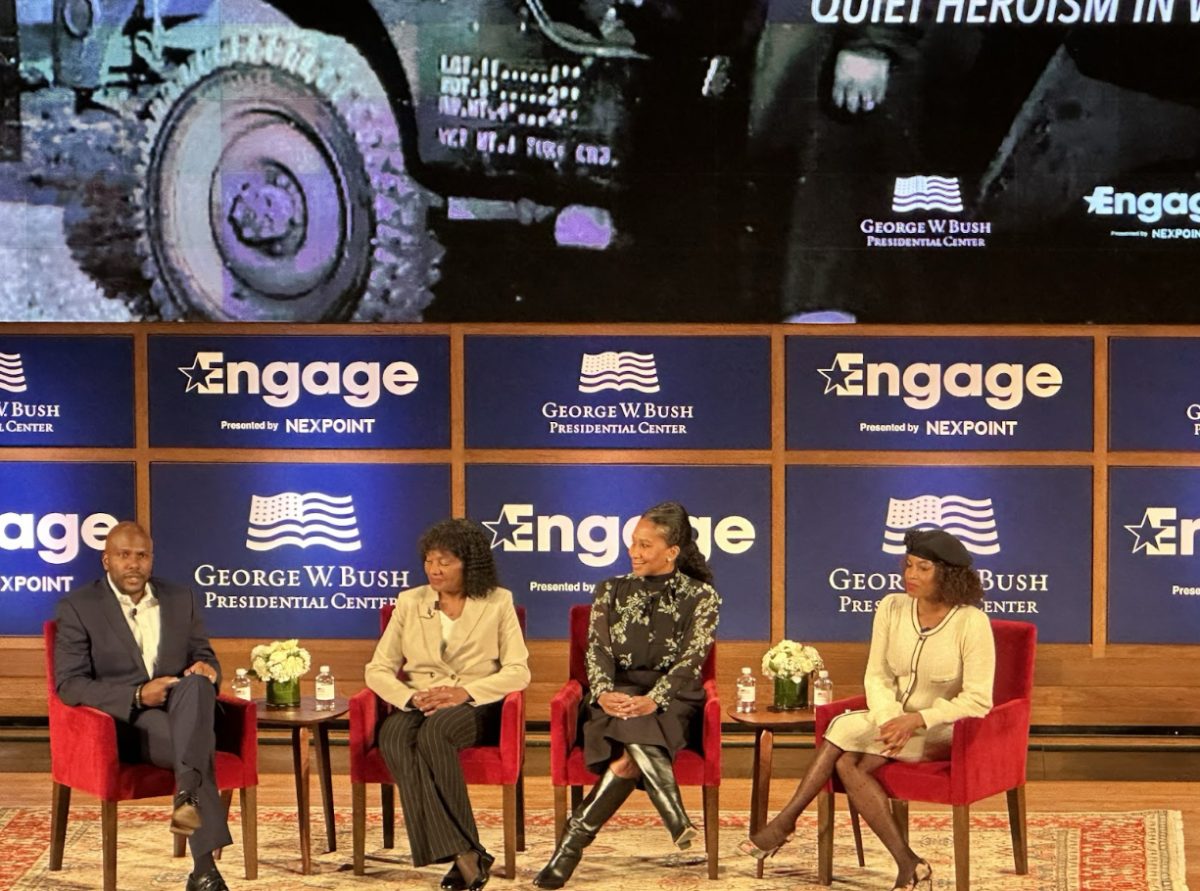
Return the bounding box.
[178,354,218,393]
[482,505,531,551]
[1083,186,1111,215]
[1125,508,1175,555]
[817,355,856,395]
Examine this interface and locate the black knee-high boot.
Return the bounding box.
[624,743,697,849]
[533,770,637,889]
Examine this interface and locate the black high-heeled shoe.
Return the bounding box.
[440,861,465,891]
[892,858,932,891]
[450,851,494,891]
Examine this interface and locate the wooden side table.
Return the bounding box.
[727,706,813,878]
[256,695,349,875]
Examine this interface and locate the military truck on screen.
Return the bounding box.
[27,0,764,320]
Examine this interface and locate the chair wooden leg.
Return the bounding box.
[352,782,367,876]
[516,770,527,852]
[240,785,258,880]
[502,784,518,879]
[817,790,834,886]
[381,783,396,849]
[890,799,910,847]
[1007,785,1029,875]
[850,798,866,866]
[554,785,568,846]
[174,832,186,858]
[102,799,117,891]
[952,803,970,891]
[49,782,70,871]
[703,785,719,880]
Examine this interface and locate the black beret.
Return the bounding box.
[904,528,973,568]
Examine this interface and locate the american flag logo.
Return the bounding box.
[892,175,964,214]
[0,352,28,393]
[245,492,362,552]
[578,351,660,394]
[882,494,1000,556]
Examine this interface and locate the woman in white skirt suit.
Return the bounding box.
[738,529,995,891]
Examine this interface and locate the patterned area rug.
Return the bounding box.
[1,806,1187,890]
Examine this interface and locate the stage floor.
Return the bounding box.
[3,775,1196,888]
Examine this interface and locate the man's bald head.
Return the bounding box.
[102,521,154,599]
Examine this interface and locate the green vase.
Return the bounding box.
[772,675,810,711]
[266,677,300,708]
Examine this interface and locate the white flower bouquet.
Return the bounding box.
[249,638,311,683]
[761,639,824,683]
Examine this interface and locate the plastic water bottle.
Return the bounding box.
[736,666,757,713]
[315,665,336,710]
[814,669,834,707]
[232,668,252,702]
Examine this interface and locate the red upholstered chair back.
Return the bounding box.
[990,619,1037,706]
[567,602,716,686]
[44,619,59,701]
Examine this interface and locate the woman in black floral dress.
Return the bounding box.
[534,501,720,889]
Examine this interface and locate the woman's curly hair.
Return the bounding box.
[418,518,499,600]
[933,563,985,607]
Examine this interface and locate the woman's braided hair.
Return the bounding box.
[418,518,499,600]
[641,501,714,584]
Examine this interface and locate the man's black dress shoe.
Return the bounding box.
[171,790,202,837]
[185,865,229,891]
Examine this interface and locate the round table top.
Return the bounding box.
[253,695,349,725]
[726,704,813,729]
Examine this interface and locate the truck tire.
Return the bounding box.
[135,27,440,321]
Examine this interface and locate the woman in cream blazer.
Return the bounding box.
[366,518,530,891]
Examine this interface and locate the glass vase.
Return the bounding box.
[772,675,810,711]
[266,677,300,708]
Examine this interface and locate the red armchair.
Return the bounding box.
[814,618,1037,891]
[349,605,527,879]
[550,603,721,879]
[44,620,259,891]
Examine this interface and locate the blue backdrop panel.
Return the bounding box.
[148,335,450,448]
[466,464,770,639]
[0,335,133,447]
[0,462,135,634]
[151,463,450,638]
[1109,338,1200,451]
[464,335,771,449]
[787,336,1094,451]
[787,465,1092,643]
[1109,467,1200,643]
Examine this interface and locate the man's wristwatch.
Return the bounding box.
[133,683,144,710]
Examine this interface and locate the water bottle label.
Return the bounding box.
[737,686,756,703]
[316,681,335,700]
[235,686,252,701]
[814,690,832,706]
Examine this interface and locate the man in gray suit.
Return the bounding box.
[54,520,232,891]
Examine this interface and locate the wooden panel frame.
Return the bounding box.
[2,321,1198,728]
